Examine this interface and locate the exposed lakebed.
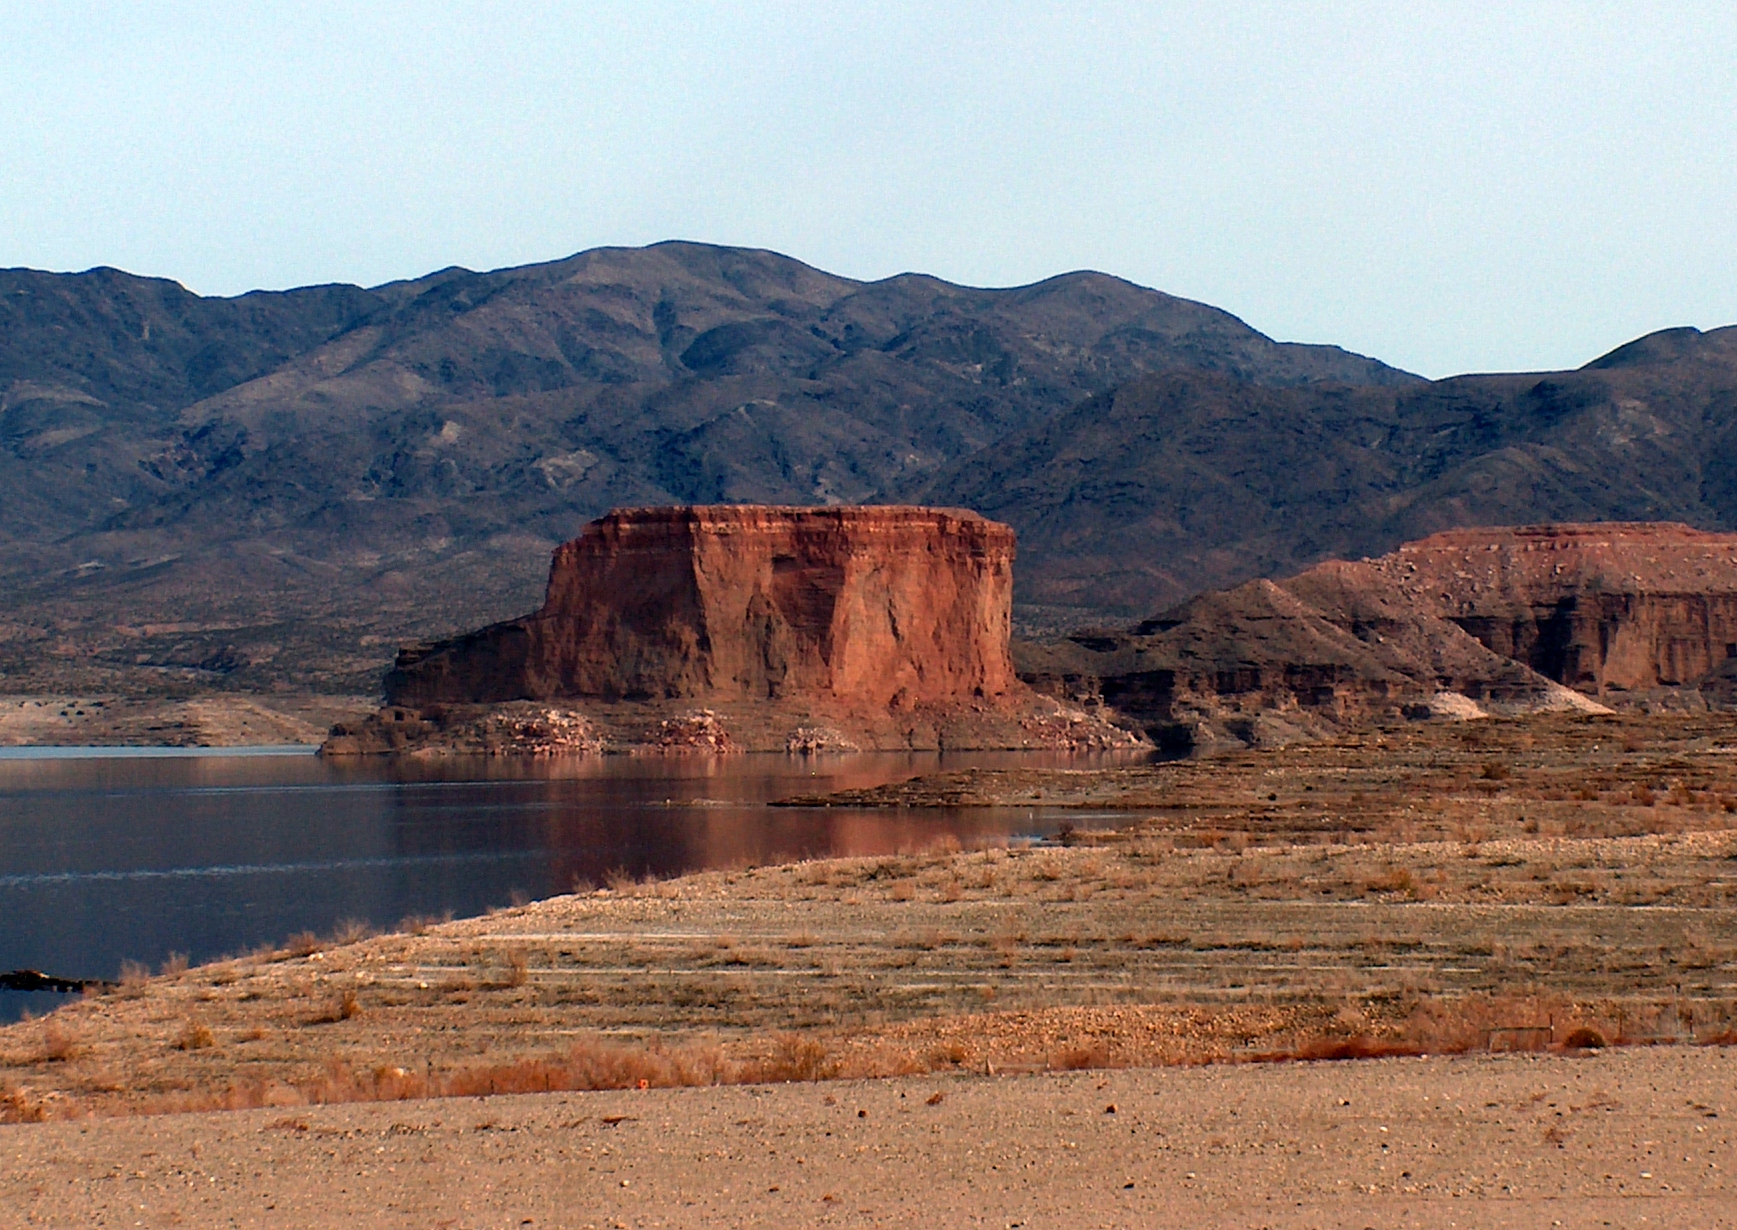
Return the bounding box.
[0,747,1131,1020]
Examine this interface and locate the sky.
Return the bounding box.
[1,2,1733,379]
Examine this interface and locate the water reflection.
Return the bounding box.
[0,749,1141,1020]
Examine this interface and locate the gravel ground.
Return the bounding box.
[2,1047,1733,1229]
[0,694,369,746]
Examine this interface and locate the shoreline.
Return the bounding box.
[0,692,374,749]
[0,743,317,760]
[3,709,1736,1224]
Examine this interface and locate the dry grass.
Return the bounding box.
[171,1019,215,1051]
[135,1034,843,1117]
[281,932,322,959]
[399,912,452,936]
[328,918,377,947]
[28,1019,85,1064]
[6,988,1735,1123]
[5,713,1737,1122]
[115,961,149,999]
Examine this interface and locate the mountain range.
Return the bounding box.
[1,241,1732,694]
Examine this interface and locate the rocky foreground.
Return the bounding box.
[3,711,1737,1225]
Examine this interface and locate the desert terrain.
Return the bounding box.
[0,693,370,747]
[5,30,1736,1226]
[2,1049,1733,1228]
[3,711,1735,1223]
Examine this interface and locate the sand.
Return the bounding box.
[2,1047,1732,1228]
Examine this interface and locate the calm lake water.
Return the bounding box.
[0,747,1135,1021]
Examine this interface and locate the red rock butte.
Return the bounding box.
[384,505,1019,709]
[1365,522,1737,693]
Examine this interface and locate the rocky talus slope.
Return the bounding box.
[327,505,1136,754]
[1019,522,1737,749]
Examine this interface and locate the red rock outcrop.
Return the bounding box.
[1362,523,1737,695]
[384,505,1018,709]
[1016,573,1591,752]
[1019,521,1737,750]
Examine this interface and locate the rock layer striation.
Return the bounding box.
[1017,522,1737,749]
[1365,522,1737,695]
[384,505,1017,708]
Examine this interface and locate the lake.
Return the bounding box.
[0,747,1134,1020]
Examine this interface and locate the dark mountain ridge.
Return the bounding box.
[2,243,1413,549]
[0,240,1732,696]
[916,325,1737,619]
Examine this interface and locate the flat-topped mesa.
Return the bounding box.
[384,505,1019,710]
[1365,522,1737,693]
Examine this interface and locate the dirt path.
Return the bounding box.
[3,1047,1732,1228]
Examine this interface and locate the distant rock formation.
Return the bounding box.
[1017,522,1737,749]
[1361,523,1737,696]
[1017,569,1603,753]
[328,506,1138,754]
[384,505,1018,708]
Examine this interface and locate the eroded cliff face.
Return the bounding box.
[1368,523,1737,695]
[1014,521,1737,750]
[1016,573,1594,753]
[384,505,1018,709]
[1017,522,1737,751]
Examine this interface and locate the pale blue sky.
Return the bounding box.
[2,2,1733,378]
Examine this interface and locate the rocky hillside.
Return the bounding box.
[915,326,1737,620]
[1018,521,1737,752]
[0,243,1410,693]
[3,241,1736,697]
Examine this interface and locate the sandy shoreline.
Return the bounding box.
[4,712,1737,1226]
[0,694,370,748]
[3,1047,1732,1228]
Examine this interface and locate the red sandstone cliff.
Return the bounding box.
[384,505,1018,708]
[1363,523,1737,695]
[326,506,1134,754]
[1019,522,1737,752]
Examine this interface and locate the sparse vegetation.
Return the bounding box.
[2,714,1735,1121]
[172,1019,215,1051]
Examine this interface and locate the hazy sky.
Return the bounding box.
[2,2,1733,378]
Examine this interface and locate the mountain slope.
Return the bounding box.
[913,326,1737,620]
[5,242,1736,698]
[0,242,1414,692]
